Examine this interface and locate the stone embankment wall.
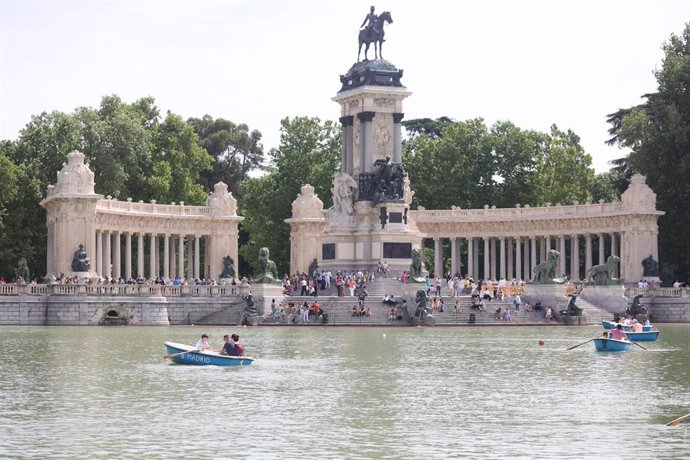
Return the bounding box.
[0,296,245,326]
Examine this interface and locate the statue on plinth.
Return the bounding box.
[532,250,560,283]
[358,7,393,61]
[15,257,30,282]
[308,258,319,277]
[219,255,236,280]
[71,244,90,272]
[331,172,357,215]
[585,255,620,285]
[409,248,426,281]
[240,293,260,326]
[254,247,278,284]
[372,156,406,205]
[642,255,659,277]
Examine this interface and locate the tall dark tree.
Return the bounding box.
[187,115,264,197]
[606,23,690,282]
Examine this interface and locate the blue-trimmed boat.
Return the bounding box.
[602,321,632,330]
[164,341,254,366]
[594,337,633,352]
[624,330,660,342]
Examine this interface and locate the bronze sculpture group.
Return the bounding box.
[358,7,393,61]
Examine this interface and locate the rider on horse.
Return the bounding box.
[360,6,382,41]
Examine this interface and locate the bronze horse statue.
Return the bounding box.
[358,11,393,62]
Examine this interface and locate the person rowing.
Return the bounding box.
[609,324,628,341]
[194,333,213,351]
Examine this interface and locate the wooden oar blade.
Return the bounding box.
[164,349,199,360]
[666,413,690,426]
[566,338,594,350]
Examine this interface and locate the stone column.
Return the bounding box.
[96,230,103,276]
[472,238,479,279]
[112,231,121,279]
[194,235,201,280]
[483,237,490,281]
[523,238,529,281]
[558,235,565,278]
[585,234,593,273]
[137,233,144,278]
[499,237,506,280]
[178,234,184,279]
[571,234,580,281]
[467,238,474,276]
[187,236,193,280]
[357,112,376,173]
[104,231,112,278]
[151,235,161,277]
[339,115,354,175]
[149,233,156,279]
[540,237,547,263]
[163,234,170,279]
[546,236,551,254]
[490,238,497,281]
[125,232,132,280]
[530,237,537,281]
[611,233,618,256]
[393,113,404,163]
[450,238,459,276]
[170,236,177,279]
[507,238,514,280]
[598,233,605,264]
[515,236,522,281]
[434,238,443,277]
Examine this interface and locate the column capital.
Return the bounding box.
[339,115,354,126]
[393,112,405,123]
[357,111,376,123]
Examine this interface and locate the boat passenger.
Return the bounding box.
[219,334,234,355]
[195,334,213,351]
[230,334,244,356]
[609,324,628,341]
[643,318,651,327]
[631,319,643,333]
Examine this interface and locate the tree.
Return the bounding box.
[187,115,264,197]
[606,23,690,282]
[239,116,340,275]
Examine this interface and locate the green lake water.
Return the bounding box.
[1,325,688,459]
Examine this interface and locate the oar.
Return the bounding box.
[566,338,595,350]
[164,349,199,360]
[629,340,647,350]
[666,412,690,427]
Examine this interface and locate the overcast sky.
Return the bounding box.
[1,0,687,172]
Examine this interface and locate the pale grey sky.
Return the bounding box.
[1,0,687,172]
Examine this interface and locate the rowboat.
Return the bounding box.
[624,330,660,342]
[602,321,632,330]
[164,341,254,366]
[593,337,634,352]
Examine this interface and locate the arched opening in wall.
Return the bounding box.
[106,309,119,318]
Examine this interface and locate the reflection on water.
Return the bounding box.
[0,325,688,458]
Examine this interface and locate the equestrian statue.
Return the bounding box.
[358,7,393,61]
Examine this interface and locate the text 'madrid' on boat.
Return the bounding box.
[164,342,254,366]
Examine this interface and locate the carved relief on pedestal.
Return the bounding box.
[374,97,395,108]
[373,114,392,158]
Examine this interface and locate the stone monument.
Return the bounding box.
[287,9,423,275]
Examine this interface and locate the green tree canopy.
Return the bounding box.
[606,23,690,282]
[239,116,340,275]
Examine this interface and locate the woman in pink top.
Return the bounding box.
[609,324,628,340]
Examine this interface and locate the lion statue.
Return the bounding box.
[532,249,560,283]
[586,255,620,285]
[240,293,260,325]
[15,257,30,282]
[254,247,278,284]
[410,248,424,279]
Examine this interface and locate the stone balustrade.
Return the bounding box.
[625,287,688,298]
[0,283,250,297]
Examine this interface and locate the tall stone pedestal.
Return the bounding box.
[249,283,285,316]
[579,285,627,314]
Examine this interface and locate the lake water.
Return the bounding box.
[0,325,688,458]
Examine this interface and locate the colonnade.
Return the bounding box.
[92,231,206,280]
[429,233,624,282]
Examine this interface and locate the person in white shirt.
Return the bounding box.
[195,334,213,351]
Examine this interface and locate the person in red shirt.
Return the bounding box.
[609,324,628,340]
